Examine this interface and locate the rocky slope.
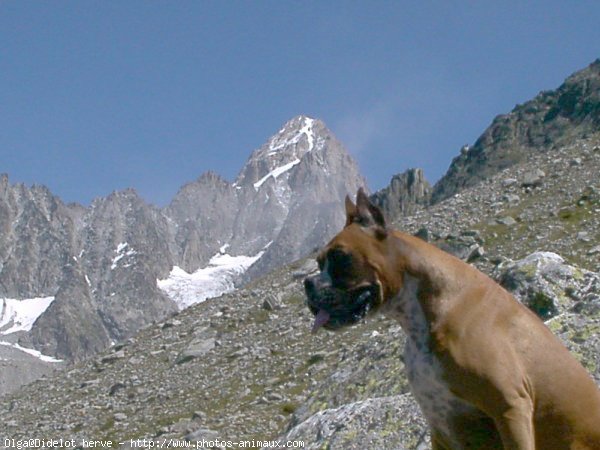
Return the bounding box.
[0,131,597,449]
[432,58,600,202]
[0,115,365,394]
[400,135,600,274]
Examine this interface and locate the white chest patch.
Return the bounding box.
[383,274,473,444]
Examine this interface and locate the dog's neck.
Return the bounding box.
[380,233,473,381]
[380,231,470,334]
[382,272,431,349]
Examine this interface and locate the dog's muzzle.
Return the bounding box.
[304,273,381,333]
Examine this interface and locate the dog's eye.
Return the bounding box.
[328,249,352,269]
[327,249,353,282]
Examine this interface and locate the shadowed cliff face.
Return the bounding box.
[370,168,431,219]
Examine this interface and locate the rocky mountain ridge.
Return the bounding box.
[431,58,600,202]
[370,59,600,220]
[370,168,431,218]
[0,115,365,393]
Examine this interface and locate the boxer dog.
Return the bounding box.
[304,188,600,449]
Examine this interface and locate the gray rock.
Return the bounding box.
[502,193,521,204]
[191,411,206,421]
[176,338,216,365]
[283,395,427,450]
[496,216,517,227]
[413,227,431,242]
[521,169,546,188]
[266,392,284,402]
[495,252,599,319]
[437,235,485,262]
[570,157,582,166]
[79,379,100,389]
[229,347,249,358]
[577,231,591,242]
[109,382,127,396]
[262,298,275,311]
[175,326,217,365]
[185,428,220,442]
[101,350,126,364]
[501,178,518,188]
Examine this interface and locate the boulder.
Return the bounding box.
[495,252,599,319]
[283,394,428,450]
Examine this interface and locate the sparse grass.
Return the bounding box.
[281,402,297,415]
[470,187,598,270]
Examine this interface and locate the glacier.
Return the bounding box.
[0,296,62,363]
[0,341,62,363]
[158,249,265,310]
[0,296,55,335]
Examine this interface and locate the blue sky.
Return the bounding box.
[2,1,600,206]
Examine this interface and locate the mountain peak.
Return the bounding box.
[197,170,229,185]
[234,116,325,188]
[272,115,317,150]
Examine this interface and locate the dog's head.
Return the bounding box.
[304,188,393,333]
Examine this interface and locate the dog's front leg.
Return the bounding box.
[431,432,450,450]
[493,398,535,450]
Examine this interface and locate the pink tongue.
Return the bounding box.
[311,309,331,334]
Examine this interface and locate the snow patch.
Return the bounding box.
[0,296,55,335]
[268,116,315,153]
[301,117,315,151]
[253,158,301,190]
[158,250,264,310]
[111,242,137,270]
[0,341,62,363]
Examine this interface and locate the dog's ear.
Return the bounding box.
[356,188,387,230]
[345,194,358,227]
[346,188,387,239]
